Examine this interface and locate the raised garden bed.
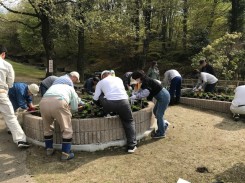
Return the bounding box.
[23,101,155,152]
[180,97,232,113]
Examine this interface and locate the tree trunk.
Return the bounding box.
[230,0,239,32]
[41,14,56,77]
[207,0,218,35]
[77,28,85,81]
[182,0,188,51]
[142,0,152,69]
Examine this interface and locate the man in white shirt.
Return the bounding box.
[192,69,218,92]
[230,85,245,121]
[93,70,137,153]
[0,45,30,148]
[163,69,182,105]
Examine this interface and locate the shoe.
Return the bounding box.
[152,133,166,139]
[46,148,55,156]
[18,141,30,148]
[127,146,137,153]
[164,120,170,132]
[104,114,117,118]
[61,152,75,161]
[7,130,11,135]
[233,114,240,121]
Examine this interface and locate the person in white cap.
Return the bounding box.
[53,71,80,87]
[8,82,39,112]
[0,45,30,148]
[93,70,137,153]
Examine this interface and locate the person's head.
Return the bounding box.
[110,70,115,77]
[0,45,7,59]
[199,58,207,67]
[28,84,39,96]
[131,70,146,83]
[151,61,158,68]
[69,71,80,83]
[101,70,111,79]
[192,69,201,78]
[92,76,100,85]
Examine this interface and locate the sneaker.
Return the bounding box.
[104,114,117,119]
[18,141,30,148]
[46,148,55,156]
[61,152,75,161]
[164,120,170,132]
[233,114,240,121]
[152,133,166,139]
[127,146,137,153]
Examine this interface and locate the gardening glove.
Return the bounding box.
[27,107,36,112]
[130,95,137,100]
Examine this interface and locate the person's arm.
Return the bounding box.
[16,92,28,109]
[93,81,102,101]
[134,89,150,99]
[70,89,81,112]
[6,64,15,88]
[86,80,94,95]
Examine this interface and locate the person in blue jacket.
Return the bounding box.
[8,82,39,112]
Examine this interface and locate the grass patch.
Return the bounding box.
[7,60,45,80]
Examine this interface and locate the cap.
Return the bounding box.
[130,77,137,85]
[70,71,80,83]
[101,70,110,78]
[28,84,39,96]
[110,70,115,76]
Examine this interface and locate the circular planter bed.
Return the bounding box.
[180,97,232,113]
[22,102,155,152]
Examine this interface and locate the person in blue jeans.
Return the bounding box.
[163,69,182,105]
[130,70,170,138]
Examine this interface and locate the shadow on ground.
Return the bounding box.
[214,163,245,182]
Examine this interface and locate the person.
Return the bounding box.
[93,70,137,153]
[147,61,160,80]
[8,82,39,112]
[192,69,218,93]
[131,70,170,139]
[0,45,30,148]
[122,71,134,91]
[163,69,182,105]
[40,75,58,96]
[53,71,80,87]
[110,70,115,77]
[84,77,100,95]
[230,85,245,121]
[199,58,215,76]
[39,84,81,160]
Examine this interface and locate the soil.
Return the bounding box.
[1,105,245,183]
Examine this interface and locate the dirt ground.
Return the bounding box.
[1,105,245,183]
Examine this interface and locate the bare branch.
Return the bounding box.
[27,0,41,17]
[0,2,38,17]
[55,0,76,4]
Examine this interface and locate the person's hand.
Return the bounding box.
[27,107,36,112]
[128,86,132,91]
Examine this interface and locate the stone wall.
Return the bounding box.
[23,102,155,151]
[180,97,232,113]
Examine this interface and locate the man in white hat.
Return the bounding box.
[8,82,39,112]
[93,70,137,153]
[0,45,30,148]
[53,71,80,87]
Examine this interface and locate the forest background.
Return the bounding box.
[0,0,245,81]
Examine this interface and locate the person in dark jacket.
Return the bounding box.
[40,75,58,96]
[199,59,215,76]
[84,77,100,95]
[131,70,170,139]
[122,72,133,90]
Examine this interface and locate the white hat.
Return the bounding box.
[28,84,39,96]
[101,70,110,78]
[130,77,137,85]
[70,71,80,83]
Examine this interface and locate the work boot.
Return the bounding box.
[44,135,54,156]
[61,139,74,161]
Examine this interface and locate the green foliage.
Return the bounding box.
[182,91,234,102]
[191,32,245,79]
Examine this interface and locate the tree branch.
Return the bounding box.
[27,0,41,17]
[0,17,41,29]
[0,2,38,17]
